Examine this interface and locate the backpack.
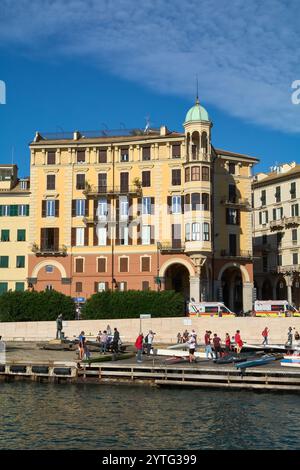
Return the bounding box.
[144,334,149,344]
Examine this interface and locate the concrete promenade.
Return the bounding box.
[1,316,300,343]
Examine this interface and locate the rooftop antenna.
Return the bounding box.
[144,115,151,133]
[196,74,199,105]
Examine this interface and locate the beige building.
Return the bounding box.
[253,162,300,306]
[0,165,30,293]
[27,98,257,313]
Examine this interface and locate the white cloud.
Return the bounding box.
[1,0,300,132]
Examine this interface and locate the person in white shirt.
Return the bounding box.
[187,335,196,363]
[145,330,155,356]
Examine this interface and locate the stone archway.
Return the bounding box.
[292,277,300,307]
[164,263,190,300]
[276,277,287,300]
[262,278,273,300]
[221,266,243,313]
[31,260,67,279]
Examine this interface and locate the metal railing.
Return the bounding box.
[83,185,142,196]
[220,250,252,259]
[159,242,185,253]
[220,197,251,208]
[33,245,67,256]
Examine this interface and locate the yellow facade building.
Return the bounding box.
[0,165,30,293]
[27,99,258,313]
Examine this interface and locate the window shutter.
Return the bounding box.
[53,228,59,251]
[141,256,150,272]
[151,197,155,215]
[167,196,172,214]
[273,208,276,220]
[106,227,111,246]
[72,200,76,217]
[237,210,240,225]
[93,226,98,246]
[98,258,106,272]
[55,200,59,218]
[105,282,109,291]
[94,199,98,219]
[40,228,46,250]
[84,227,89,246]
[185,194,190,211]
[181,195,185,213]
[85,200,88,216]
[137,197,142,216]
[76,258,84,273]
[71,228,76,247]
[137,224,141,245]
[120,257,128,273]
[94,282,98,293]
[150,225,155,244]
[259,212,262,225]
[42,200,46,218]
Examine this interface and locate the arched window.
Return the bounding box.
[191,166,200,181]
[201,132,208,152]
[202,166,210,181]
[191,131,200,160]
[191,193,200,211]
[185,167,190,182]
[202,193,209,211]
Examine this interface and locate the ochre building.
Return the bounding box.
[27,99,258,313]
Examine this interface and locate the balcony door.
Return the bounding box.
[41,228,59,251]
[172,224,181,249]
[229,233,237,256]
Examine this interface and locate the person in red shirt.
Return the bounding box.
[234,330,243,354]
[225,333,231,353]
[135,333,144,363]
[262,327,269,345]
[212,333,222,359]
[204,330,214,359]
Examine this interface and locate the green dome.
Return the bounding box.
[185,99,209,123]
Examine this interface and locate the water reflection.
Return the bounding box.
[0,382,300,449]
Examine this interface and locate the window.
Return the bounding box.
[119,196,128,220]
[17,229,26,241]
[277,254,282,266]
[291,182,296,199]
[292,204,299,217]
[202,166,210,181]
[172,144,181,158]
[202,193,209,211]
[226,208,239,225]
[46,200,55,217]
[121,148,129,162]
[47,174,56,190]
[120,172,129,192]
[0,205,10,216]
[1,230,9,242]
[273,207,283,220]
[16,256,25,268]
[96,226,107,246]
[20,180,28,190]
[185,223,191,241]
[228,162,235,174]
[229,233,237,256]
[96,282,107,292]
[75,282,82,293]
[171,195,181,214]
[45,265,54,273]
[15,282,24,292]
[191,193,200,211]
[47,151,56,165]
[261,190,266,206]
[76,228,85,246]
[0,282,8,293]
[119,281,127,292]
[97,197,108,219]
[76,199,86,217]
[191,166,200,181]
[99,148,107,163]
[142,146,150,161]
[41,227,59,251]
[18,205,29,216]
[228,184,236,203]
[75,258,84,273]
[142,225,151,245]
[192,223,200,241]
[292,229,298,243]
[185,167,190,182]
[0,256,9,268]
[45,285,53,291]
[259,210,268,225]
[97,258,106,273]
[203,223,210,241]
[141,256,150,272]
[276,232,283,246]
[293,253,298,265]
[172,169,181,186]
[76,174,85,190]
[142,197,151,215]
[119,257,129,273]
[98,173,107,192]
[142,171,151,187]
[119,225,129,245]
[77,150,86,163]
[275,186,281,203]
[142,281,150,291]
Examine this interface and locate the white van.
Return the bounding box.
[254,300,300,317]
[188,302,235,317]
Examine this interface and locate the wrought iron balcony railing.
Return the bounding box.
[220,249,252,259]
[83,185,142,196]
[32,245,67,257]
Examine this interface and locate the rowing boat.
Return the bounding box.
[235,354,282,369]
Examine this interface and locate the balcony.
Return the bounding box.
[220,249,252,259]
[83,185,142,197]
[284,216,300,227]
[220,197,252,211]
[277,265,300,274]
[83,215,108,225]
[158,242,185,253]
[32,244,67,257]
[270,219,285,231]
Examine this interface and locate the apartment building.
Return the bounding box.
[253,162,300,306]
[0,165,30,293]
[27,99,258,312]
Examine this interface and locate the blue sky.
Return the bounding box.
[1,0,300,177]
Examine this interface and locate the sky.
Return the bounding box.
[1,0,300,177]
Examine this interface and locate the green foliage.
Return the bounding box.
[81,290,185,319]
[0,290,76,322]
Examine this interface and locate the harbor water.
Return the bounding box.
[1,382,300,450]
